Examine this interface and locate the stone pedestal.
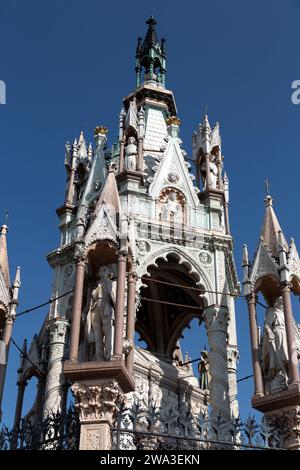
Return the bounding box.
[64,360,135,450]
[252,382,300,449]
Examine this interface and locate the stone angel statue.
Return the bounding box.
[85,263,117,361]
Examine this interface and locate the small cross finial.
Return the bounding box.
[4,211,8,224]
[204,105,208,115]
[264,178,271,196]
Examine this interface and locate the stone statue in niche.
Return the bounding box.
[125,136,137,171]
[261,296,289,393]
[85,264,117,361]
[160,190,184,223]
[200,157,218,190]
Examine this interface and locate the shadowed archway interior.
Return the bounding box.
[135,254,205,361]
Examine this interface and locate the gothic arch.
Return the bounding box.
[254,273,281,307]
[137,245,214,306]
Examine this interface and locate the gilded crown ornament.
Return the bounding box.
[166,116,181,126]
[94,126,108,135]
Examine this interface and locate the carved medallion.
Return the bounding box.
[199,251,212,265]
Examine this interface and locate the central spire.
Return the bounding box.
[135,16,166,88]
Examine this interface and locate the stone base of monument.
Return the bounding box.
[63,360,135,450]
[252,382,300,450]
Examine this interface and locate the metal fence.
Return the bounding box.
[0,403,288,451]
[112,403,288,450]
[0,405,80,450]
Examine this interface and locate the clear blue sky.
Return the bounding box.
[1,0,300,427]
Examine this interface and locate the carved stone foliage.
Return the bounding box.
[71,380,122,425]
[117,375,207,446]
[202,306,229,332]
[266,406,300,449]
[48,318,69,344]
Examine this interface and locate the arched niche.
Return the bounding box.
[254,274,281,307]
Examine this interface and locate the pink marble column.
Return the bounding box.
[69,259,86,362]
[217,151,223,190]
[125,272,136,374]
[247,294,264,396]
[11,380,26,449]
[113,252,127,358]
[0,316,14,417]
[119,139,125,173]
[281,283,299,384]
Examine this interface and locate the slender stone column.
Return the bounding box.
[69,258,85,362]
[11,380,27,449]
[224,202,230,235]
[3,316,13,347]
[203,305,231,421]
[246,294,264,396]
[137,137,143,173]
[281,282,299,384]
[43,318,69,418]
[205,154,212,189]
[119,139,125,173]
[125,273,136,374]
[113,252,127,358]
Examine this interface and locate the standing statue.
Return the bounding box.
[85,264,117,361]
[124,136,137,171]
[200,158,218,189]
[261,297,289,392]
[198,349,210,390]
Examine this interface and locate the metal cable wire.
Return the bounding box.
[10,337,45,376]
[15,290,74,318]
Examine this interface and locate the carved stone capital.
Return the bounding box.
[71,379,123,426]
[47,317,69,344]
[202,305,229,332]
[74,242,87,263]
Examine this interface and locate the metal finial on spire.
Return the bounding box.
[204,104,208,116]
[264,178,271,196]
[135,17,166,87]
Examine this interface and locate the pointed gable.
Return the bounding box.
[148,128,198,207]
[249,239,279,286]
[84,168,121,248]
[288,238,300,281]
